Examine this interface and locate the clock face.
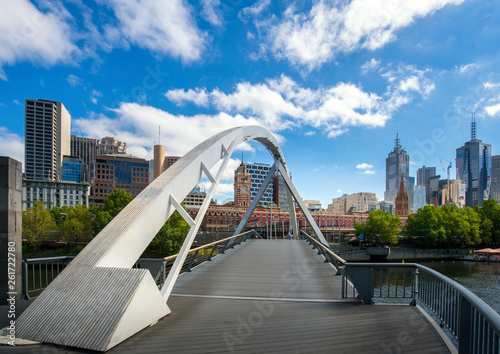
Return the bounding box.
[242,186,247,191]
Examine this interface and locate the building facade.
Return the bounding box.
[25,99,71,181]
[327,195,347,214]
[234,163,252,208]
[90,154,150,206]
[70,135,97,183]
[491,155,500,202]
[183,186,207,208]
[441,179,466,208]
[23,179,90,211]
[62,156,84,183]
[98,136,126,155]
[417,165,436,204]
[245,162,274,206]
[456,119,491,207]
[385,134,409,203]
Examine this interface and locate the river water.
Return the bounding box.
[419,260,500,314]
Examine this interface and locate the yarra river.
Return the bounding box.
[419,260,500,314]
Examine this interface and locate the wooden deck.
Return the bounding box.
[1,239,452,353]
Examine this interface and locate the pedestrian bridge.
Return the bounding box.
[6,126,500,353]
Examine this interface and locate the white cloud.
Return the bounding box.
[484,82,500,90]
[485,103,500,117]
[337,189,345,194]
[0,127,24,166]
[165,88,209,107]
[356,163,374,170]
[0,0,78,80]
[239,0,272,22]
[108,0,207,62]
[361,58,381,74]
[162,69,433,139]
[72,103,262,159]
[198,181,234,198]
[90,89,103,104]
[363,170,375,175]
[67,74,83,87]
[201,0,222,26]
[305,131,315,136]
[456,63,479,73]
[260,0,464,69]
[13,99,21,105]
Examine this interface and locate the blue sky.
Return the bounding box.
[1,0,500,208]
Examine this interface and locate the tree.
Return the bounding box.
[476,199,500,246]
[150,205,190,255]
[58,204,94,249]
[354,210,401,245]
[90,205,112,235]
[22,200,57,249]
[404,205,447,248]
[103,188,132,217]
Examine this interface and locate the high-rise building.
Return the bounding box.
[327,195,347,214]
[407,185,426,213]
[153,143,181,180]
[274,173,291,211]
[385,134,409,203]
[98,136,126,155]
[456,117,491,207]
[441,179,466,208]
[491,155,500,202]
[327,192,377,214]
[70,135,97,183]
[244,163,274,206]
[417,165,436,204]
[24,99,71,180]
[90,154,150,206]
[303,200,322,212]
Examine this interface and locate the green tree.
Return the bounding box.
[58,204,94,249]
[89,205,112,235]
[354,210,401,245]
[103,188,132,217]
[404,205,446,248]
[22,200,57,249]
[476,199,500,246]
[150,206,190,255]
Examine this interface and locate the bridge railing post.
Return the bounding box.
[458,296,472,353]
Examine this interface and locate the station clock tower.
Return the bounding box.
[234,163,252,208]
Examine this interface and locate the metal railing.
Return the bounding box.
[149,230,256,288]
[23,256,75,299]
[301,230,346,274]
[22,230,257,298]
[342,262,500,353]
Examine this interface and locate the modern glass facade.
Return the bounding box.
[244,163,274,206]
[385,134,409,203]
[62,161,82,183]
[456,139,491,207]
[491,155,500,203]
[70,135,97,183]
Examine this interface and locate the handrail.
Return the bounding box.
[343,262,500,353]
[301,230,346,274]
[22,230,257,298]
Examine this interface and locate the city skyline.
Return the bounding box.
[1,1,500,208]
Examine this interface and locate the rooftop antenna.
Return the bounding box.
[395,133,400,150]
[471,112,476,140]
[159,126,161,145]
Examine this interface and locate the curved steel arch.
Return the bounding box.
[16,125,326,351]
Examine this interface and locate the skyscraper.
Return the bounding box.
[417,165,436,204]
[244,162,274,206]
[456,116,491,207]
[70,135,97,183]
[490,155,500,202]
[25,99,71,180]
[384,134,409,203]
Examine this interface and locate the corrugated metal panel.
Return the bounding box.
[16,267,146,351]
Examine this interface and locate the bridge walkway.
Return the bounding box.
[1,239,451,353]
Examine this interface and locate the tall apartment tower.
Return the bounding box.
[417,165,436,204]
[490,155,500,202]
[70,135,97,183]
[244,162,274,206]
[384,134,409,203]
[456,116,491,207]
[25,99,71,180]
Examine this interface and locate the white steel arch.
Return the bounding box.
[15,126,326,352]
